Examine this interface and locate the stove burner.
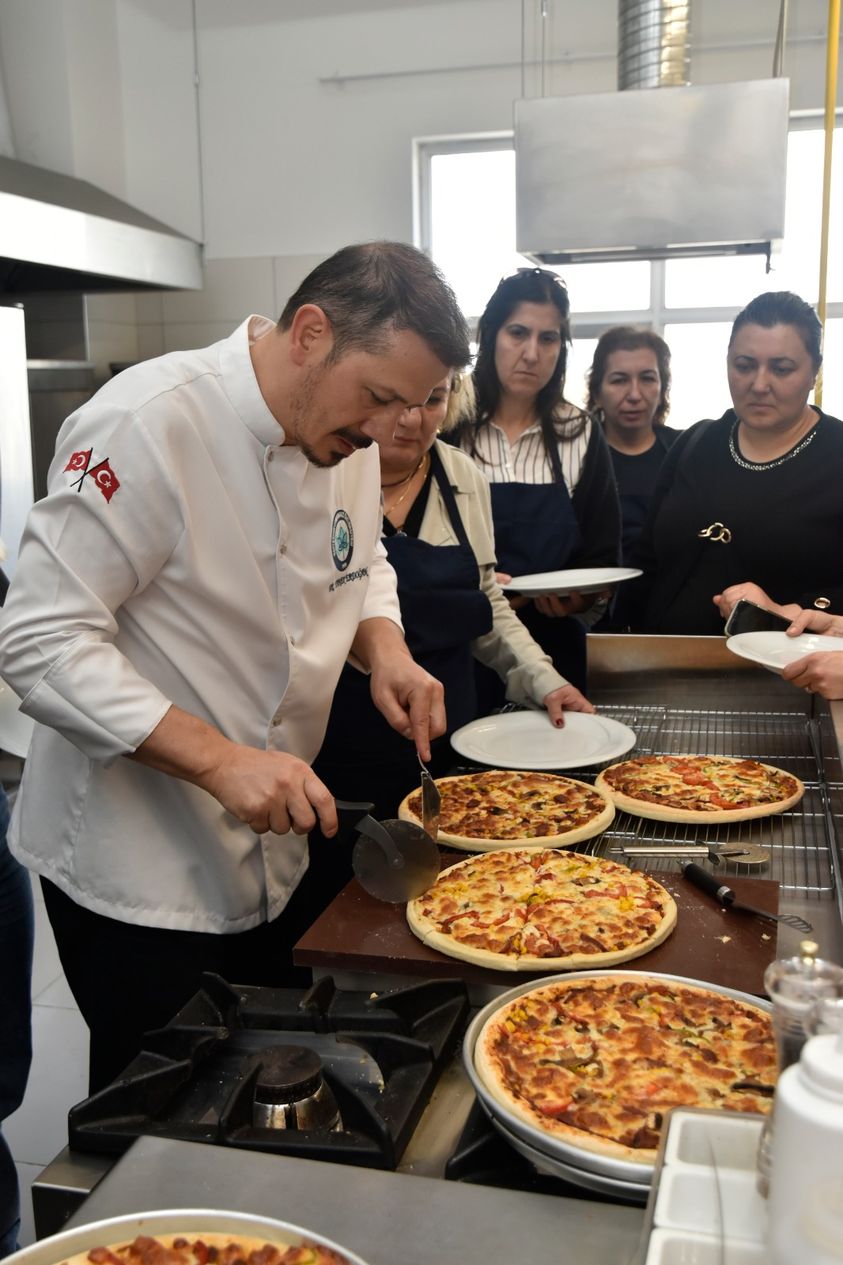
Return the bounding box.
[252,1045,342,1132]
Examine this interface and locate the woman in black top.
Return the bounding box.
[633,291,843,634]
[587,326,681,567]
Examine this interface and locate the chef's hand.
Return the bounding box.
[542,685,595,727]
[352,618,446,761]
[782,651,843,700]
[786,608,843,637]
[533,588,610,618]
[130,705,338,837]
[713,582,799,622]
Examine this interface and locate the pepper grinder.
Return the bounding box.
[757,940,843,1196]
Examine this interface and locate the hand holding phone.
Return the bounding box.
[724,598,793,637]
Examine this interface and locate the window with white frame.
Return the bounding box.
[415,121,843,426]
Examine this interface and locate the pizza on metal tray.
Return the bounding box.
[595,754,803,824]
[406,848,677,970]
[58,1232,351,1265]
[398,768,614,852]
[474,975,775,1163]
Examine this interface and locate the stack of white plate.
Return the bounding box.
[463,971,772,1204]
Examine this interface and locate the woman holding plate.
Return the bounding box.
[633,291,843,635]
[449,269,621,695]
[310,370,593,826]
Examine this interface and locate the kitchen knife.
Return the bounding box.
[335,799,440,904]
[610,843,769,866]
[681,862,813,932]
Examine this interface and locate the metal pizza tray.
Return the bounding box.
[463,970,772,1186]
[3,1209,371,1265]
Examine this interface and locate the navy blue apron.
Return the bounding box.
[313,445,493,821]
[480,434,587,698]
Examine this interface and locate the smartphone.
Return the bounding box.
[724,598,793,637]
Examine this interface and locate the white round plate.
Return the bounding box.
[0,679,34,758]
[726,630,843,674]
[450,709,637,771]
[501,567,642,597]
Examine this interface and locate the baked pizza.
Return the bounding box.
[475,975,775,1163]
[406,848,676,970]
[61,1233,352,1265]
[595,754,803,824]
[398,769,614,851]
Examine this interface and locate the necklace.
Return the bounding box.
[729,417,818,471]
[383,453,429,518]
[381,456,426,489]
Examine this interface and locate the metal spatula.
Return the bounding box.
[681,862,813,933]
[417,752,440,841]
[335,799,440,904]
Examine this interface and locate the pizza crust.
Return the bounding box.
[398,771,615,852]
[406,849,677,971]
[595,756,804,824]
[60,1233,351,1265]
[474,975,774,1164]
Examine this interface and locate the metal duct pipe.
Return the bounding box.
[618,0,690,89]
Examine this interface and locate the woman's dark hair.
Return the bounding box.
[729,291,823,372]
[453,268,585,467]
[587,326,672,426]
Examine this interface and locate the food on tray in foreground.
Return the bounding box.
[406,849,676,969]
[59,1233,353,1265]
[398,768,614,852]
[475,976,776,1163]
[595,754,803,824]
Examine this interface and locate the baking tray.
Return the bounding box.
[463,971,773,1187]
[3,1209,371,1265]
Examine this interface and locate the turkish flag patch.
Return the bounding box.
[64,449,121,502]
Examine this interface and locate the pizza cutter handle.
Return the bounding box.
[681,861,734,906]
[335,799,405,870]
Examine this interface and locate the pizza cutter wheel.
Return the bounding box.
[611,843,770,867]
[336,799,441,903]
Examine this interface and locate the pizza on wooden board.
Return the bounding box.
[474,975,775,1164]
[406,848,677,970]
[398,768,614,851]
[595,754,803,824]
[58,1233,352,1265]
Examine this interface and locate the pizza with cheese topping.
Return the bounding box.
[60,1233,353,1265]
[595,754,803,824]
[398,769,614,851]
[406,848,676,969]
[475,975,775,1163]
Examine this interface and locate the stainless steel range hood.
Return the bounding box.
[516,76,789,266]
[0,155,203,293]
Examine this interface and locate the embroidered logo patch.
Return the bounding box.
[64,449,121,503]
[331,508,354,572]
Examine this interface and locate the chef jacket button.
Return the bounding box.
[289,635,296,647]
[267,451,274,462]
[272,710,283,725]
[278,542,287,556]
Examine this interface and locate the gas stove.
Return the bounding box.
[68,973,469,1171]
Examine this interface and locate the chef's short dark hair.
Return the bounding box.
[587,326,672,426]
[278,241,471,369]
[730,292,823,371]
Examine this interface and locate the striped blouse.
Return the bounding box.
[457,412,593,495]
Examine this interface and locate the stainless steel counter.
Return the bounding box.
[62,1136,646,1265]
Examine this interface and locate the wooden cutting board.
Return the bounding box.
[294,859,780,995]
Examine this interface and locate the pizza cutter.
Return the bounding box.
[335,799,440,903]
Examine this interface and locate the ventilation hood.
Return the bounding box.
[515,76,790,265]
[0,155,203,293]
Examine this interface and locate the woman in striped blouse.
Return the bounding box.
[450,268,620,695]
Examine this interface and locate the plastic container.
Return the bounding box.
[766,1025,843,1264]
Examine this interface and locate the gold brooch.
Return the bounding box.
[698,522,732,544]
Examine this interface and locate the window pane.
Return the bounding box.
[820,319,842,417]
[663,323,732,430]
[561,261,650,313]
[566,337,599,410]
[665,254,769,309]
[768,128,843,303]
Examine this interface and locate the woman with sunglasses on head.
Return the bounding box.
[632,291,843,634]
[449,269,621,696]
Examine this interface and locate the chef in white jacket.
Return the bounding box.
[0,241,471,1091]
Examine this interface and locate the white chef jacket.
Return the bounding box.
[0,316,402,932]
